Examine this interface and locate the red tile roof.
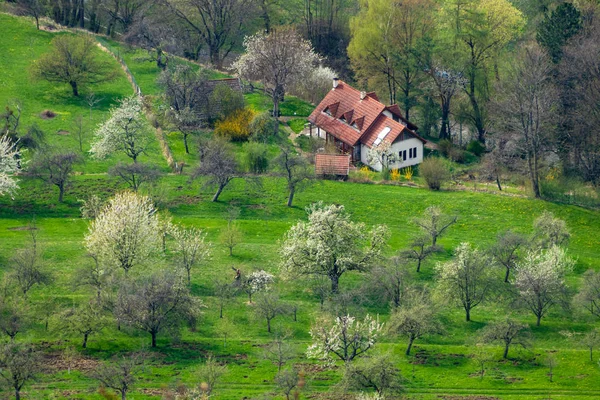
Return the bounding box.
[308,80,425,148]
[315,154,350,176]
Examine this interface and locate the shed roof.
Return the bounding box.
[315,154,350,176]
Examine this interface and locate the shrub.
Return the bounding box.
[467,140,486,157]
[243,142,269,174]
[448,147,466,163]
[420,157,450,190]
[210,83,245,121]
[249,112,277,143]
[215,109,255,141]
[438,139,454,158]
[390,169,401,181]
[402,166,414,181]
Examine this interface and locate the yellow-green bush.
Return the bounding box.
[214,108,255,141]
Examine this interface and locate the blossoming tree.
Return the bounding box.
[0,136,20,198]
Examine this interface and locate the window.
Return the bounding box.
[409,148,414,159]
[402,150,407,161]
[413,147,417,159]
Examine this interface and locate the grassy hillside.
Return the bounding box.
[1,13,600,400]
[0,13,166,174]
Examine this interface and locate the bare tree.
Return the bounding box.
[413,206,457,247]
[75,253,112,300]
[575,269,600,319]
[161,0,252,68]
[342,354,403,396]
[263,334,295,372]
[273,146,314,207]
[492,45,557,198]
[532,211,570,249]
[479,318,531,359]
[171,225,211,285]
[0,297,30,342]
[489,230,528,283]
[192,139,239,202]
[28,150,81,202]
[213,278,237,318]
[72,115,86,152]
[62,298,108,348]
[103,0,148,35]
[158,65,211,154]
[401,235,442,273]
[16,0,47,30]
[369,257,409,309]
[234,28,320,135]
[108,162,162,192]
[544,352,557,382]
[115,272,200,347]
[92,352,144,400]
[197,354,228,397]
[581,329,600,362]
[388,290,441,355]
[0,343,40,400]
[275,367,302,400]
[436,243,495,322]
[10,225,51,297]
[32,35,115,96]
[254,292,287,333]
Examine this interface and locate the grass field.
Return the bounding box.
[1,12,600,400]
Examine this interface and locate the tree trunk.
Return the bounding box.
[465,307,471,322]
[187,269,191,285]
[70,81,79,96]
[536,314,541,327]
[212,185,225,202]
[267,318,271,333]
[287,186,295,207]
[83,333,88,349]
[220,304,223,318]
[440,101,451,140]
[416,258,422,273]
[15,388,20,400]
[35,16,40,30]
[406,336,415,355]
[496,174,502,191]
[121,390,127,400]
[151,332,157,348]
[504,267,510,283]
[503,343,509,359]
[184,132,190,154]
[590,348,593,362]
[330,274,339,294]
[58,183,65,202]
[272,94,280,137]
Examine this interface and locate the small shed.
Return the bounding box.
[315,154,350,177]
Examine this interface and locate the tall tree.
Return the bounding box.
[492,45,557,198]
[0,343,40,400]
[435,243,495,322]
[412,206,457,247]
[489,230,528,283]
[348,0,435,119]
[92,352,144,400]
[479,318,531,359]
[32,35,115,96]
[192,138,240,202]
[171,225,211,284]
[234,28,320,136]
[280,202,389,293]
[161,0,252,68]
[536,2,581,63]
[440,0,525,143]
[575,269,600,319]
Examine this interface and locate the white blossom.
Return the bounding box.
[0,135,20,197]
[84,191,160,273]
[307,314,384,365]
[247,270,274,294]
[171,225,212,284]
[280,202,389,293]
[367,141,398,171]
[513,246,573,325]
[90,96,152,162]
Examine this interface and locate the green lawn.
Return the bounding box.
[1,173,600,399]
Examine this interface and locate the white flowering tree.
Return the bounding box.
[280,202,389,293]
[435,243,495,322]
[171,225,212,285]
[0,136,20,198]
[513,246,573,326]
[85,191,160,274]
[307,314,384,364]
[367,142,397,173]
[234,28,320,136]
[242,270,274,303]
[533,211,570,249]
[90,96,152,162]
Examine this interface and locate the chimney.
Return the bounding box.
[333,78,339,88]
[360,91,366,100]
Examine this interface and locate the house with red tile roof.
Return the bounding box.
[307,79,426,171]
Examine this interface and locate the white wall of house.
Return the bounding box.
[361,137,423,171]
